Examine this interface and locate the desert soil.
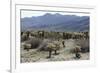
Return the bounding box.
[21,39,89,63]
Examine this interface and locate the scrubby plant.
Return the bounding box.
[23,43,31,51]
[45,40,62,58]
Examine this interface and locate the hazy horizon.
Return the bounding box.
[21,10,90,18]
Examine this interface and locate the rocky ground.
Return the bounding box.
[21,39,89,63]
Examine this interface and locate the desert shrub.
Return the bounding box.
[38,39,51,51]
[76,39,89,53]
[70,45,81,53]
[23,43,31,51]
[21,33,28,42]
[25,37,42,49]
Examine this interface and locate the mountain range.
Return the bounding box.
[21,13,89,32]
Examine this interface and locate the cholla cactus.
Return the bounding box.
[74,45,81,59]
[23,43,31,51]
[74,46,81,53]
[21,33,28,42]
[46,40,62,58]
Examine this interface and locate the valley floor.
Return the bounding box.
[21,39,89,63]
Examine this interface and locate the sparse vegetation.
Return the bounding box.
[21,30,89,63]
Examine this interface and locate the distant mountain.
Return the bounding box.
[21,13,89,32]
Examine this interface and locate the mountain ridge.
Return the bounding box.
[21,13,89,32]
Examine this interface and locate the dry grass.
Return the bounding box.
[21,39,89,63]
